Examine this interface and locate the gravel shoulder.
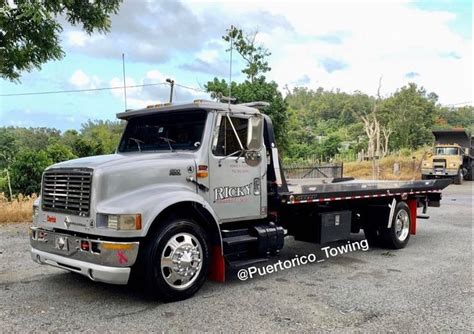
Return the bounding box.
[0,184,472,332]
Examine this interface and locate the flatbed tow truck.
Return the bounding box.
[30,101,450,301]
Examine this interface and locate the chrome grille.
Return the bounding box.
[42,169,92,216]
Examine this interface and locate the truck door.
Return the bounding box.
[208,113,266,222]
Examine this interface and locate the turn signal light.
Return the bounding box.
[197,165,208,178]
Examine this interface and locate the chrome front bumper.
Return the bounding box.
[30,227,140,285]
[421,169,458,177]
[31,248,132,284]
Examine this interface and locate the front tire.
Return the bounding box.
[143,218,210,302]
[380,202,411,249]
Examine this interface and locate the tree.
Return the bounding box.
[10,149,52,195]
[381,83,436,149]
[319,134,341,160]
[205,26,288,151]
[46,143,77,163]
[0,0,122,81]
[223,26,271,83]
[80,119,124,154]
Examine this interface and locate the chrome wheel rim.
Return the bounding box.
[161,232,202,290]
[395,210,410,242]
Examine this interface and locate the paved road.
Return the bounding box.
[0,184,472,332]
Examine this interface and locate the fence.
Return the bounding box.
[282,162,343,179]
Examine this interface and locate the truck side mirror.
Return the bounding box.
[247,116,263,151]
[245,116,263,167]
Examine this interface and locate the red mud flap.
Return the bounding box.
[407,199,417,235]
[208,246,225,282]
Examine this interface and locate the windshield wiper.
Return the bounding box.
[128,137,144,152]
[159,137,176,152]
[218,150,243,167]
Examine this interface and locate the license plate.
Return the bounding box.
[54,236,69,251]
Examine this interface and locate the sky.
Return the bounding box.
[0,0,472,131]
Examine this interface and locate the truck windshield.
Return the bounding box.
[118,110,207,152]
[435,147,459,155]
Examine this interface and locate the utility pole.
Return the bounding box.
[166,78,175,103]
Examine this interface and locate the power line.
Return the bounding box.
[174,83,207,93]
[0,82,170,97]
[449,101,472,106]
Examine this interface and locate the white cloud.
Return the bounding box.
[69,70,101,90]
[196,49,219,63]
[61,1,470,105]
[187,0,472,104]
[146,70,167,82]
[66,31,88,47]
[109,70,210,109]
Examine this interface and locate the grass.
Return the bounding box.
[0,193,36,224]
[344,150,426,180]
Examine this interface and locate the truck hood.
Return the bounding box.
[46,152,198,204]
[47,152,196,171]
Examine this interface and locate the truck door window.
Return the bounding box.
[212,115,248,156]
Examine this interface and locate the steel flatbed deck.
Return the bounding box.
[282,178,451,204]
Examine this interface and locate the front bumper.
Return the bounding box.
[30,227,139,285]
[421,168,458,177]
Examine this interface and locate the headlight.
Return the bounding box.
[449,162,458,168]
[422,161,431,168]
[107,214,142,230]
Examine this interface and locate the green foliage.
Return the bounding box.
[435,105,473,131]
[0,128,17,169]
[319,134,342,159]
[10,149,52,195]
[0,120,124,195]
[46,143,77,163]
[284,83,472,162]
[223,27,271,83]
[379,83,437,149]
[0,0,122,81]
[80,119,125,154]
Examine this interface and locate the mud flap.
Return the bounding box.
[208,245,225,282]
[407,199,417,235]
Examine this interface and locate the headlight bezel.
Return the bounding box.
[105,214,142,230]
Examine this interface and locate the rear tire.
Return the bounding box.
[143,218,210,302]
[380,202,411,249]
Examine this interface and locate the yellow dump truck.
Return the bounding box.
[421,129,473,184]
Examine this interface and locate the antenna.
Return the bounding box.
[122,53,127,111]
[227,25,234,110]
